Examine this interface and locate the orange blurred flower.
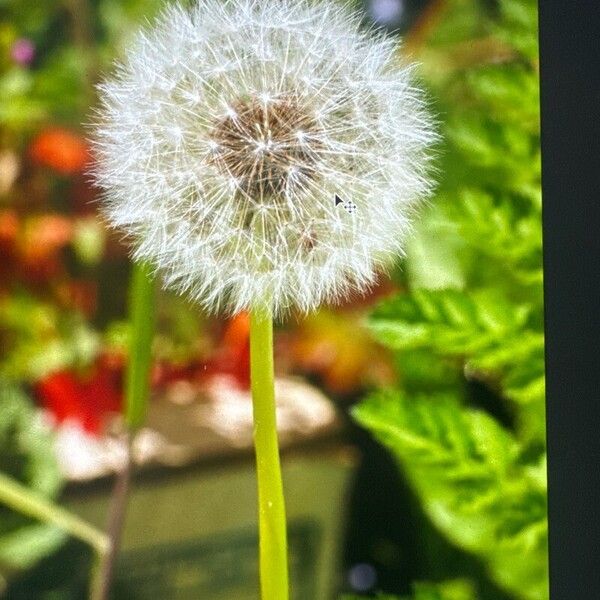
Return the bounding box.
[0,212,76,288]
[18,214,73,281]
[21,214,73,254]
[290,310,396,396]
[29,128,90,175]
[0,210,18,248]
[154,313,252,394]
[199,312,251,389]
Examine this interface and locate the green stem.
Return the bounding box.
[0,471,109,557]
[249,309,289,600]
[125,261,156,430]
[90,261,156,600]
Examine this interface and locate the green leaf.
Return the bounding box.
[341,578,477,600]
[494,0,539,60]
[368,1,547,598]
[0,294,100,381]
[369,288,545,431]
[369,288,529,356]
[0,383,65,573]
[405,206,466,290]
[353,391,548,600]
[0,524,64,571]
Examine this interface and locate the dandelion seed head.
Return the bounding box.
[91,0,437,318]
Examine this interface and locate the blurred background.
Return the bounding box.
[0,0,545,599]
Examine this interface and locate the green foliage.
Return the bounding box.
[369,288,545,437]
[0,0,164,132]
[98,0,164,48]
[0,294,100,382]
[492,0,539,60]
[354,393,547,600]
[356,0,546,598]
[0,1,88,130]
[0,383,65,574]
[344,578,476,600]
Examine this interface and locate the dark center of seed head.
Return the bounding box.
[210,94,321,198]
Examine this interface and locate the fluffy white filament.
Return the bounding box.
[92,0,436,318]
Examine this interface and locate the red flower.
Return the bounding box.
[154,314,252,393]
[204,312,251,389]
[35,314,252,435]
[35,356,123,435]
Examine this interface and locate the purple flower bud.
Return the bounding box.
[11,39,35,66]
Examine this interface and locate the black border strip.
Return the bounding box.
[539,2,600,597]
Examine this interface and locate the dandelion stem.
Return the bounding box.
[0,471,109,557]
[125,261,157,430]
[90,261,156,600]
[249,309,289,600]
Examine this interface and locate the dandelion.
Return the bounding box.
[91,1,435,598]
[92,0,435,319]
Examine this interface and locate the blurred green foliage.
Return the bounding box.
[354,0,546,598]
[0,0,165,132]
[0,383,64,579]
[344,578,477,600]
[0,294,100,382]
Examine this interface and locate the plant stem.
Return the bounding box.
[249,309,289,600]
[65,0,97,100]
[89,434,132,600]
[125,261,157,430]
[0,471,109,556]
[90,261,156,600]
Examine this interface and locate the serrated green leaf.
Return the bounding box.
[365,1,546,598]
[370,288,528,356]
[353,391,548,600]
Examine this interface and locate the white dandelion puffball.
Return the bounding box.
[92,0,436,318]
